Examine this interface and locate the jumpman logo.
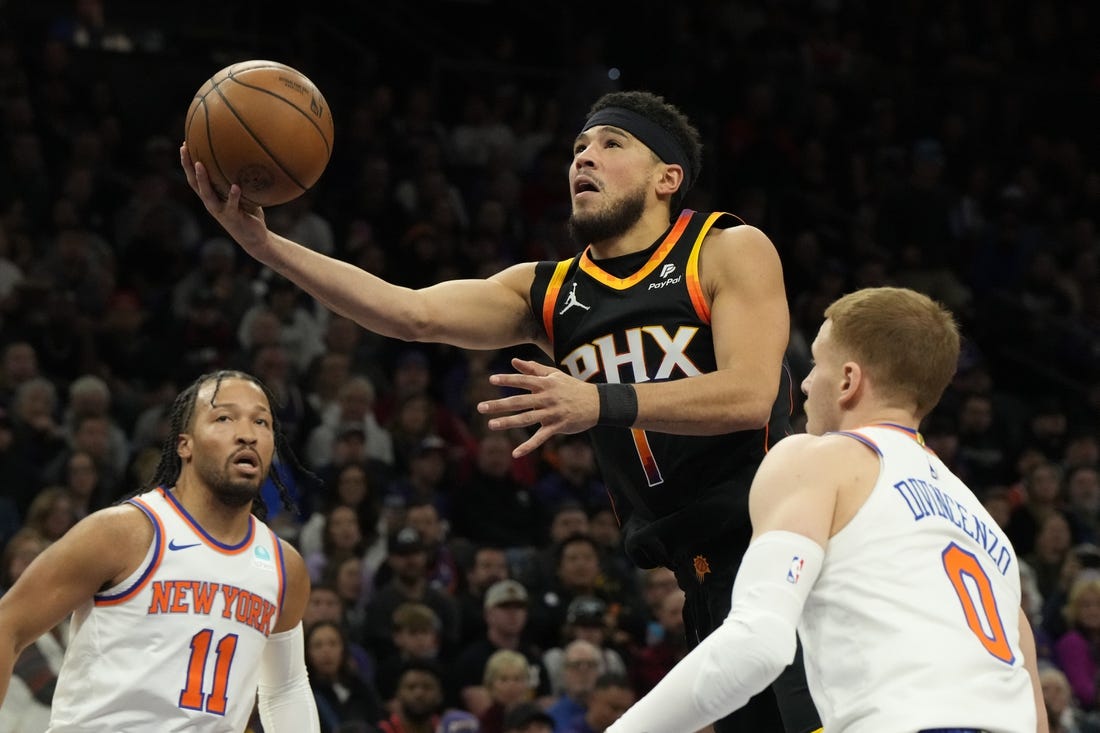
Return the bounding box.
[559,282,590,315]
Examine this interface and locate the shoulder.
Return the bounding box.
[79,501,157,556]
[761,431,877,466]
[490,260,539,293]
[702,223,779,257]
[760,432,881,489]
[698,223,784,293]
[750,434,880,520]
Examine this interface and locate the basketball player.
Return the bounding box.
[182,90,820,732]
[0,371,321,732]
[607,287,1048,733]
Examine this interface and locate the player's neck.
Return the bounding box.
[587,206,675,260]
[171,476,255,543]
[840,407,920,433]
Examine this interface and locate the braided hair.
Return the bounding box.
[120,370,318,521]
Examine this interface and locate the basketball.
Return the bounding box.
[184,60,334,208]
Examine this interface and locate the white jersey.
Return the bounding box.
[49,488,287,733]
[798,425,1035,733]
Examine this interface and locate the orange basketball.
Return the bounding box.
[184,60,334,208]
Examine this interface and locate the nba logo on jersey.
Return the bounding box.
[253,544,275,571]
[786,556,804,584]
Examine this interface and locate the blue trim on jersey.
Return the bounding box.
[829,430,882,455]
[877,421,918,436]
[273,534,287,614]
[162,487,255,551]
[96,499,162,602]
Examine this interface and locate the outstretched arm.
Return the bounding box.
[607,436,839,733]
[181,145,545,352]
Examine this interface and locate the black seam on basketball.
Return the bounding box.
[211,80,310,192]
[201,97,232,201]
[223,75,332,157]
[226,64,294,76]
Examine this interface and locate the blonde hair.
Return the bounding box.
[824,287,959,418]
[483,649,530,687]
[1063,573,1100,628]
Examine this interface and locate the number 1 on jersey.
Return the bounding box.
[180,628,240,714]
[631,429,665,487]
[941,542,1015,665]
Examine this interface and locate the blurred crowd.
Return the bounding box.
[1,1,1098,732]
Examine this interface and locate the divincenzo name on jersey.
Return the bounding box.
[892,477,1013,576]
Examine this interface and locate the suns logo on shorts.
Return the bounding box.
[693,555,711,583]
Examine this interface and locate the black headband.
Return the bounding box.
[581,107,695,188]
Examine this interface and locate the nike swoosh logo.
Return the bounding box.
[168,540,201,551]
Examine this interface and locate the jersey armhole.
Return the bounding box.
[94,499,165,606]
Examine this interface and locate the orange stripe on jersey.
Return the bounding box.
[685,211,729,323]
[156,487,256,555]
[95,497,166,606]
[578,210,693,289]
[630,428,664,487]
[542,259,572,343]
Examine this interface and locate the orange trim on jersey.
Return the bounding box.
[156,487,256,555]
[542,259,573,343]
[95,497,166,606]
[630,428,664,487]
[577,210,693,289]
[685,211,728,323]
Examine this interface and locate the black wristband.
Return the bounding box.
[597,383,638,428]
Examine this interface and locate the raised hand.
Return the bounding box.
[179,143,269,254]
[477,358,600,458]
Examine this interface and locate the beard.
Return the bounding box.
[195,457,263,508]
[568,184,647,246]
[401,697,439,723]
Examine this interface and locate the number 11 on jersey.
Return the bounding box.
[180,628,240,715]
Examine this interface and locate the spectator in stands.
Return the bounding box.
[362,526,460,660]
[374,602,444,704]
[542,596,626,697]
[546,639,604,731]
[306,619,384,731]
[455,545,510,649]
[477,649,536,733]
[1054,574,1100,710]
[558,673,634,733]
[450,579,551,716]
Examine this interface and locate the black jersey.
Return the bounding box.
[530,210,793,564]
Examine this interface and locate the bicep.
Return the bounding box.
[415,263,544,350]
[705,227,790,386]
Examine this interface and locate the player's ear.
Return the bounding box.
[177,433,193,461]
[656,163,684,196]
[838,362,862,407]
